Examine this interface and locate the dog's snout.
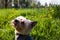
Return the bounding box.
[14,19,19,23]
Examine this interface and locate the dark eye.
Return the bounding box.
[21,22,24,25]
[14,19,19,23]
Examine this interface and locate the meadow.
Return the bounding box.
[0,6,60,40]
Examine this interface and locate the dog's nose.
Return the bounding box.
[14,19,19,23]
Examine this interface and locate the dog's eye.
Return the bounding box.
[21,22,24,24]
[14,19,19,23]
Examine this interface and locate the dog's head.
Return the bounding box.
[11,16,37,34]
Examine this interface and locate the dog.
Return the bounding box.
[11,16,37,40]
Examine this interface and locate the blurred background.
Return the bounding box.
[0,0,60,40]
[0,0,60,8]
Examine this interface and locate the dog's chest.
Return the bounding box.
[15,34,33,40]
[15,30,32,40]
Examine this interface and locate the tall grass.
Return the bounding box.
[0,7,60,40]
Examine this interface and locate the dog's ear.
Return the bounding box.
[31,21,37,27]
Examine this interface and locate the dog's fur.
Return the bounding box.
[11,16,37,40]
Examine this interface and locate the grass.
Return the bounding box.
[0,8,60,40]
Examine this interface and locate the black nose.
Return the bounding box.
[14,19,19,23]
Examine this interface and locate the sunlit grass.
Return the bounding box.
[0,8,60,40]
